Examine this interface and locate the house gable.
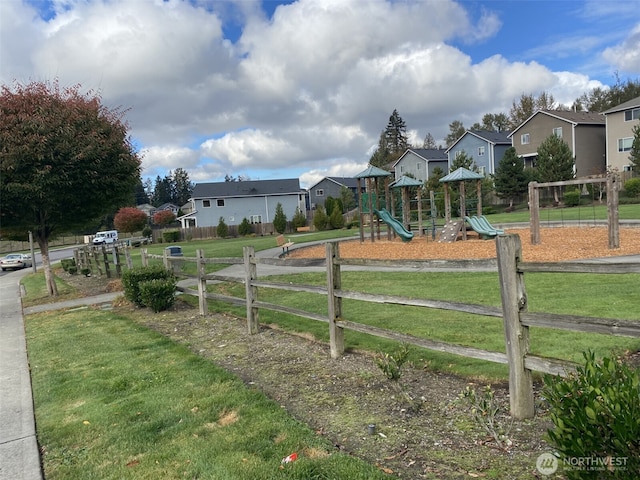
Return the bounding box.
[445,130,511,176]
[603,95,640,172]
[393,148,447,182]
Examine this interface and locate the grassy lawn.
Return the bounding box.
[200,270,640,380]
[25,309,386,480]
[484,202,640,224]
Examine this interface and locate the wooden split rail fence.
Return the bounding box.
[73,242,133,278]
[142,234,640,419]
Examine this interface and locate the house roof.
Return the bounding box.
[308,176,358,191]
[354,165,392,178]
[439,167,483,183]
[192,178,302,198]
[603,95,640,115]
[444,130,511,153]
[389,176,423,188]
[509,110,605,136]
[392,148,447,167]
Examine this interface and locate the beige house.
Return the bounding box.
[603,96,640,172]
[508,110,606,177]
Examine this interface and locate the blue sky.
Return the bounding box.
[2,0,639,189]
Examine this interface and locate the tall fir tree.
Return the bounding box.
[493,148,528,209]
[536,134,575,203]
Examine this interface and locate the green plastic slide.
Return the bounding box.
[374,208,414,242]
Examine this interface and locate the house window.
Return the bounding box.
[553,127,562,138]
[250,215,262,224]
[478,146,485,156]
[400,165,405,173]
[416,163,421,170]
[217,199,225,207]
[521,133,530,145]
[479,166,486,175]
[623,165,633,172]
[618,137,633,152]
[202,200,211,208]
[315,189,324,197]
[624,108,640,121]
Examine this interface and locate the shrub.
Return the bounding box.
[624,178,640,198]
[121,265,175,307]
[162,230,180,243]
[292,207,307,229]
[238,218,253,236]
[375,343,410,381]
[543,351,640,479]
[61,258,76,272]
[329,204,345,229]
[216,217,228,238]
[563,189,581,207]
[142,225,152,239]
[273,203,287,234]
[139,278,176,312]
[68,266,78,275]
[313,206,329,231]
[80,267,90,276]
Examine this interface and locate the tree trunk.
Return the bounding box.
[37,238,58,296]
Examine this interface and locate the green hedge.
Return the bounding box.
[139,278,177,312]
[121,265,175,307]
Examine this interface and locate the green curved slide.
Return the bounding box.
[374,208,414,242]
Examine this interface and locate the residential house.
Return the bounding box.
[180,178,306,228]
[308,177,362,211]
[155,203,180,216]
[392,148,448,182]
[445,130,511,176]
[603,95,640,172]
[136,203,155,217]
[508,110,606,177]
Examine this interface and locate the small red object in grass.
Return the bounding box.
[281,452,298,464]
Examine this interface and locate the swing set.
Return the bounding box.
[527,171,620,249]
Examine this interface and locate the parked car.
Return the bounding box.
[0,253,33,271]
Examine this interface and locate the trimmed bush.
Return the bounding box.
[162,230,180,243]
[313,206,329,231]
[624,178,640,198]
[121,265,175,307]
[216,217,228,238]
[61,258,76,272]
[563,189,581,207]
[139,278,176,312]
[543,351,640,479]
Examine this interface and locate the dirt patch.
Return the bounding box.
[57,228,640,478]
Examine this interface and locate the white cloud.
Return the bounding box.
[602,23,640,74]
[2,0,631,188]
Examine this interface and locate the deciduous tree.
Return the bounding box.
[0,80,140,295]
[153,210,176,226]
[114,207,148,234]
[445,120,465,147]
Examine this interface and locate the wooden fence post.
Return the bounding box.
[607,172,620,249]
[163,248,169,270]
[496,235,534,419]
[244,246,259,334]
[326,242,345,359]
[101,245,111,279]
[124,246,133,270]
[92,247,103,276]
[196,249,208,316]
[529,181,540,245]
[141,248,148,267]
[112,246,122,277]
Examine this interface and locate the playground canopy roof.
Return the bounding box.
[439,167,483,183]
[354,165,392,178]
[389,175,423,188]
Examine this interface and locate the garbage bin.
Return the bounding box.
[164,246,184,272]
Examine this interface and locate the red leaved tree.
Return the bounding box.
[153,210,176,226]
[0,80,140,296]
[114,207,148,235]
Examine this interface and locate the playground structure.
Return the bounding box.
[528,172,620,249]
[439,167,484,241]
[465,215,505,239]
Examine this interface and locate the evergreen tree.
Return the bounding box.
[536,135,575,203]
[172,168,194,206]
[329,204,345,229]
[216,217,228,238]
[312,206,329,231]
[630,124,640,170]
[152,175,173,206]
[450,151,475,172]
[369,131,392,168]
[292,207,307,229]
[445,120,465,147]
[384,109,408,157]
[238,218,253,236]
[423,132,437,149]
[273,202,287,234]
[493,148,528,209]
[340,186,356,212]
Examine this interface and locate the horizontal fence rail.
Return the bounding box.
[140,235,639,419]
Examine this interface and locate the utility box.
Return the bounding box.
[164,246,184,272]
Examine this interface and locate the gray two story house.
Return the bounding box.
[392,148,448,182]
[308,177,362,210]
[445,130,511,176]
[181,179,306,228]
[508,110,606,177]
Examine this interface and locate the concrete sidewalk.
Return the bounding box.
[0,269,42,480]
